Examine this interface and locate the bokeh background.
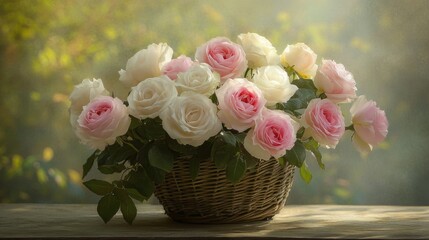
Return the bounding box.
[1,0,428,205]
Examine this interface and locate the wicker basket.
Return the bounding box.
[154,157,295,223]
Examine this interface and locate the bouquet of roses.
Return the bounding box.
[69,33,388,224]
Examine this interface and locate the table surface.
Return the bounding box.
[0,204,428,239]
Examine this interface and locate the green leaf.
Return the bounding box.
[286,141,306,167]
[98,163,126,174]
[241,147,259,170]
[189,157,200,180]
[226,154,247,184]
[211,137,234,169]
[304,138,325,169]
[97,142,136,174]
[129,115,141,130]
[148,143,174,172]
[125,188,146,202]
[97,194,120,223]
[124,168,155,199]
[82,150,98,179]
[167,138,197,155]
[278,157,287,167]
[114,188,137,225]
[135,117,166,141]
[83,179,113,196]
[220,131,237,146]
[292,78,317,90]
[300,162,313,184]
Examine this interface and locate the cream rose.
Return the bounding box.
[75,96,131,150]
[159,92,222,147]
[69,78,109,128]
[251,65,298,106]
[175,63,220,97]
[237,32,279,68]
[127,76,177,119]
[119,43,173,87]
[280,43,318,79]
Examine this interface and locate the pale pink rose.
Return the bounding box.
[244,109,299,160]
[162,55,193,80]
[280,43,318,78]
[350,95,388,153]
[69,78,109,128]
[314,59,357,103]
[75,96,131,150]
[119,43,173,87]
[195,37,247,82]
[215,78,266,132]
[302,98,345,148]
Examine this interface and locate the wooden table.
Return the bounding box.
[0,204,428,239]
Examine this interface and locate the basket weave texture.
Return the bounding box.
[154,157,295,223]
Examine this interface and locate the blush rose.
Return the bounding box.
[302,98,345,148]
[215,78,266,132]
[162,55,193,80]
[314,59,357,103]
[244,109,299,160]
[350,95,389,153]
[195,37,247,82]
[69,78,109,128]
[75,96,131,150]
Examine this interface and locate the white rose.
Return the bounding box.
[175,63,220,97]
[160,92,222,147]
[69,78,109,128]
[127,76,177,119]
[237,32,279,68]
[119,43,173,87]
[251,65,298,106]
[280,43,318,79]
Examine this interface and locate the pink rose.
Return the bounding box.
[314,59,357,103]
[350,95,388,153]
[75,96,131,150]
[162,55,193,80]
[302,98,345,148]
[244,109,299,160]
[195,37,247,82]
[215,78,266,132]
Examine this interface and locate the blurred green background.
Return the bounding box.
[1,0,428,205]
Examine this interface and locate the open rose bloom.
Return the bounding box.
[69,33,389,225]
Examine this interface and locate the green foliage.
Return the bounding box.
[286,141,306,168]
[148,143,174,172]
[83,179,113,196]
[276,78,318,117]
[97,193,120,224]
[299,162,313,184]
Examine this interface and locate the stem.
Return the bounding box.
[345,124,355,131]
[121,137,139,152]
